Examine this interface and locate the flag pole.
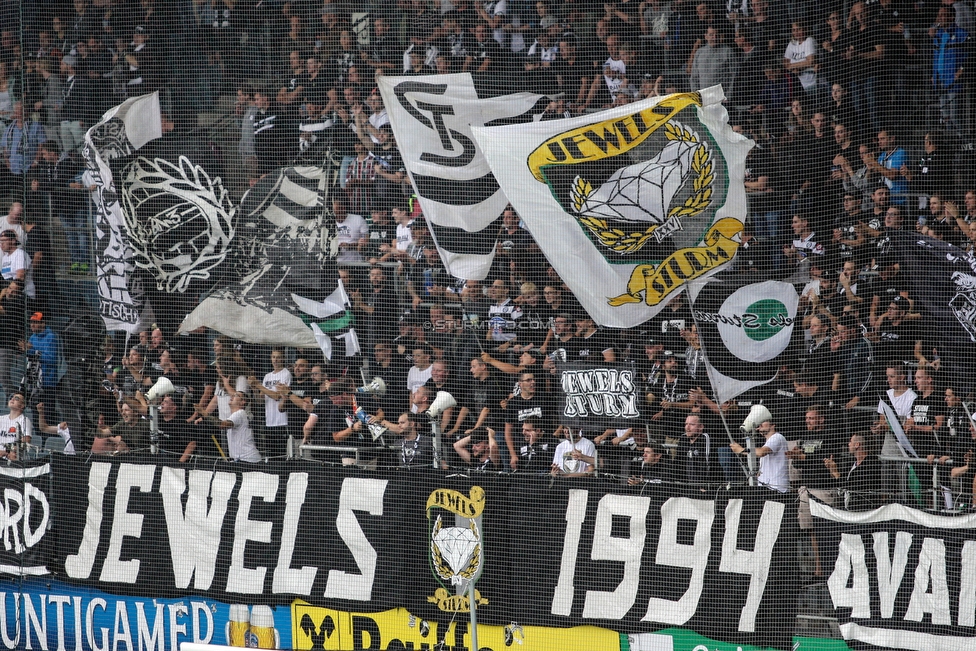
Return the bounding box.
[687,281,754,484]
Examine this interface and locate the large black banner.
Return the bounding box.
[47,456,799,647]
[812,498,976,650]
[0,460,53,577]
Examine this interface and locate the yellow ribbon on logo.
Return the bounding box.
[425,486,485,519]
[527,92,702,181]
[608,217,743,307]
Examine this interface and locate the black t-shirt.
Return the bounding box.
[553,55,588,98]
[157,408,197,458]
[463,371,509,429]
[658,373,693,434]
[572,330,613,362]
[503,392,556,434]
[804,337,838,392]
[283,377,314,434]
[761,379,811,439]
[908,393,945,457]
[376,359,410,416]
[647,303,693,352]
[876,318,922,366]
[179,367,216,408]
[518,435,558,474]
[849,24,885,79]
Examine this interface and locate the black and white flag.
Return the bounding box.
[84,93,163,333]
[887,230,976,393]
[556,361,640,427]
[376,73,546,280]
[180,163,355,357]
[690,279,799,404]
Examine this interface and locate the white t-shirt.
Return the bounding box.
[603,56,627,100]
[758,432,790,492]
[878,388,918,420]
[227,410,262,462]
[407,364,433,392]
[553,436,597,474]
[0,413,32,445]
[784,37,818,90]
[216,375,251,419]
[336,213,368,263]
[0,247,35,297]
[263,367,292,427]
[395,222,413,252]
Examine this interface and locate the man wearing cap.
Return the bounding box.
[0,229,35,299]
[23,312,63,408]
[650,351,694,436]
[873,294,923,368]
[59,52,90,153]
[123,25,155,96]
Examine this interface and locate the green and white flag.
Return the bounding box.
[690,278,800,404]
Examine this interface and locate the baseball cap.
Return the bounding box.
[29,312,44,322]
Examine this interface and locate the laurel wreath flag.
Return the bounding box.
[574,123,713,254]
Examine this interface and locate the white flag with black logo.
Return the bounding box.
[690,279,800,404]
[376,73,547,280]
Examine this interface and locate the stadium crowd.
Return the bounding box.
[0,0,975,549]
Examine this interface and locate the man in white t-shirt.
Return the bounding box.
[407,344,434,392]
[783,23,818,92]
[334,198,368,263]
[731,414,790,492]
[551,425,597,476]
[874,364,917,456]
[249,349,292,458]
[0,392,32,460]
[0,200,26,247]
[0,230,35,298]
[208,393,262,462]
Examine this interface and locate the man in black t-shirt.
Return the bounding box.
[652,352,694,436]
[502,370,555,470]
[874,295,922,367]
[157,395,218,461]
[463,356,509,436]
[517,416,558,474]
[181,348,216,414]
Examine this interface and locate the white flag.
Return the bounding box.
[377,73,547,280]
[472,86,753,328]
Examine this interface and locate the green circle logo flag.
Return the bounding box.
[715,283,797,363]
[743,299,788,342]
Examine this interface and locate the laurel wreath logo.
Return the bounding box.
[575,122,713,254]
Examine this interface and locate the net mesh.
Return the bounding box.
[0,1,973,650]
